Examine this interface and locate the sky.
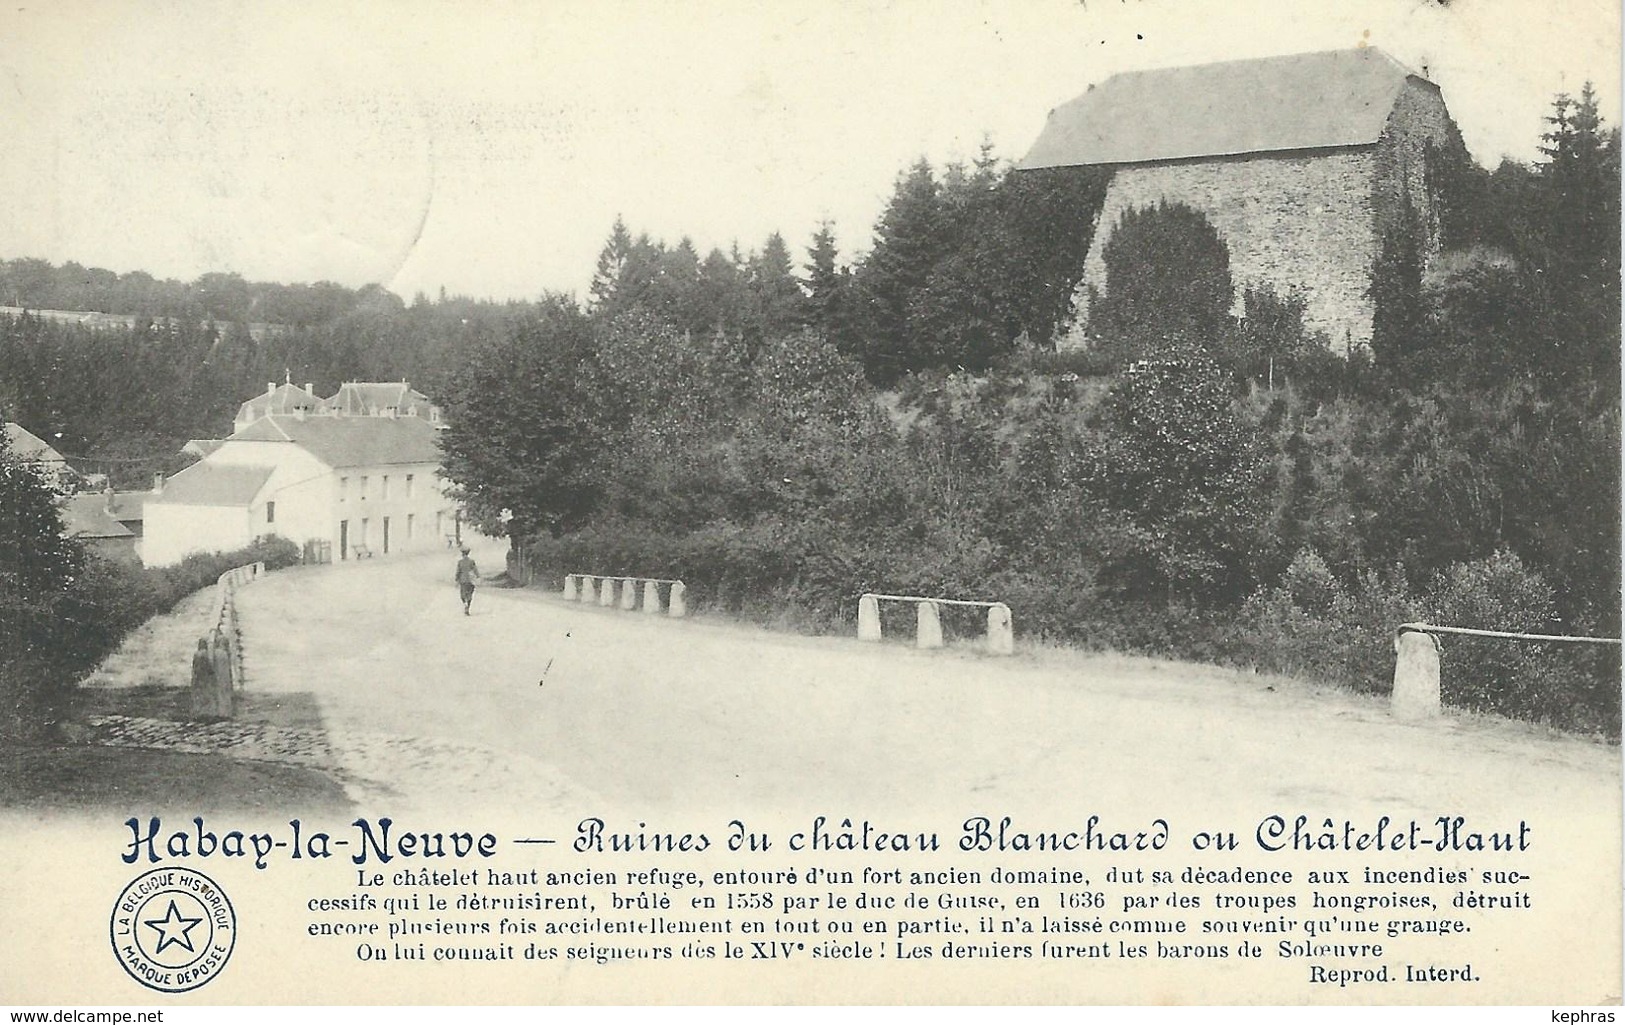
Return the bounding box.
[0,0,1618,303]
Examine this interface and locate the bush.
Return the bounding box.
[1282,548,1337,614]
[1090,201,1234,354]
[1235,548,1619,734]
[1424,550,1617,731]
[4,534,301,744]
[1077,354,1270,603]
[1239,560,1420,693]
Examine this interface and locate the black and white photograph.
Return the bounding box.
[0,0,1619,1011]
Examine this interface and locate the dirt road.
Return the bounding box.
[236,546,1625,1000]
[235,542,1619,820]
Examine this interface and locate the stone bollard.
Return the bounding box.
[190,637,222,719]
[916,601,944,649]
[986,603,1014,655]
[858,595,882,642]
[620,577,638,610]
[643,579,662,614]
[198,632,235,718]
[213,637,234,712]
[669,581,687,618]
[222,632,241,692]
[1391,628,1442,720]
[580,576,598,603]
[600,577,618,607]
[563,575,579,601]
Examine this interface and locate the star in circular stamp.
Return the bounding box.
[110,867,236,993]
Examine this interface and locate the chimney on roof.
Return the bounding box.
[306,383,313,396]
[267,382,276,396]
[152,473,164,495]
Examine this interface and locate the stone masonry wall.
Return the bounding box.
[1064,148,1379,355]
[1373,80,1454,264]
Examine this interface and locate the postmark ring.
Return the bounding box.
[110,867,237,993]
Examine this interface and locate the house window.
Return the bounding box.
[266,501,276,524]
[406,474,415,498]
[339,477,348,502]
[381,475,390,500]
[360,476,368,499]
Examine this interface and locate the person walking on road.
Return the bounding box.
[454,545,480,616]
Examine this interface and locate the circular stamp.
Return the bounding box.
[110,867,236,993]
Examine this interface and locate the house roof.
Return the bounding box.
[229,413,441,469]
[152,463,274,507]
[1019,48,1428,170]
[60,494,135,539]
[107,490,151,523]
[182,439,225,459]
[235,383,329,423]
[330,381,435,418]
[4,422,65,463]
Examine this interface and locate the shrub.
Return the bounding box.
[1090,201,1235,355]
[1282,548,1337,614]
[1077,354,1269,604]
[1239,561,1420,693]
[1423,549,1616,730]
[5,534,301,743]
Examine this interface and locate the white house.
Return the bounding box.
[143,394,455,567]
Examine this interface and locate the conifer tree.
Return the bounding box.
[802,221,843,334]
[856,158,945,381]
[745,232,803,350]
[588,215,633,311]
[696,246,746,338]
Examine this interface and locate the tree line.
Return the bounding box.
[586,143,1109,382]
[0,293,516,487]
[0,258,420,327]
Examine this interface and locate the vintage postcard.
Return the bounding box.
[0,0,1619,1011]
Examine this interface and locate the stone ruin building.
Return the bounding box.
[1019,47,1456,355]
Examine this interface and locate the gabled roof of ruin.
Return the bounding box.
[1019,47,1432,169]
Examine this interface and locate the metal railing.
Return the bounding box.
[1391,621,1622,720]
